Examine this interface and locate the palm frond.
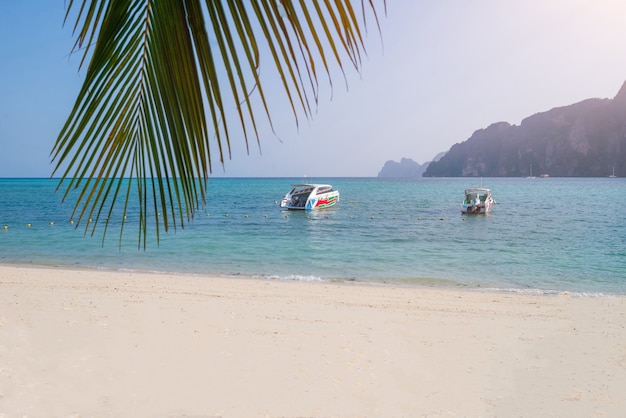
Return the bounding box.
[52,0,385,246]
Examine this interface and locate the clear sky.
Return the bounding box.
[2,1,626,178]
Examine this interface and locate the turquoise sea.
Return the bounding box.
[1,177,625,295]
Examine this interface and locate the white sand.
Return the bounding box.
[1,265,625,417]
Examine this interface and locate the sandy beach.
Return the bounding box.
[1,265,625,417]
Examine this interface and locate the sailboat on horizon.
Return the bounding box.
[609,166,617,178]
[524,163,536,179]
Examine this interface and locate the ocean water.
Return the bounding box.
[1,177,625,295]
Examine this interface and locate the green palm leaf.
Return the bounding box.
[52,0,384,247]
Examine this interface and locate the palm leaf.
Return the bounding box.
[52,0,385,246]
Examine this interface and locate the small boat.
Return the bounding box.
[280,183,339,210]
[609,166,617,178]
[461,187,495,214]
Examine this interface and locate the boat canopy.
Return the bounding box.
[464,187,491,202]
[289,184,334,192]
[464,187,491,196]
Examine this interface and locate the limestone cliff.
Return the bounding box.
[423,81,626,177]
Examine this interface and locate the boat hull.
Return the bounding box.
[282,191,339,210]
[461,203,492,214]
[280,184,339,210]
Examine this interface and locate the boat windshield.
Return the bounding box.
[464,189,490,203]
[464,194,476,204]
[291,186,313,195]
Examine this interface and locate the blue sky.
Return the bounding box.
[2,1,626,178]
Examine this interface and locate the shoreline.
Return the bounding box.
[1,264,626,417]
[1,260,623,298]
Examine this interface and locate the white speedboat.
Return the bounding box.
[280,184,339,210]
[461,187,495,214]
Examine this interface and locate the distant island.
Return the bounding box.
[378,158,427,178]
[380,81,626,177]
[378,153,445,178]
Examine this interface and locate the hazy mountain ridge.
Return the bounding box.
[378,153,446,178]
[377,158,428,177]
[422,81,626,177]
